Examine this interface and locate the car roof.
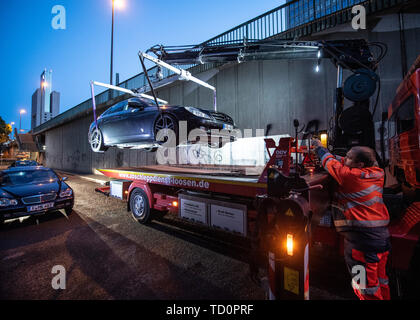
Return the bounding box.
[3,166,50,173]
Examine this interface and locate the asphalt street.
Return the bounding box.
[0,174,355,300]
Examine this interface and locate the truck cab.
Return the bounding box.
[388,55,420,191]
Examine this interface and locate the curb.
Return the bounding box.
[57,170,111,186]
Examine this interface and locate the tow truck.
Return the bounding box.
[92,39,420,299]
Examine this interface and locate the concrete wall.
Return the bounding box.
[305,12,420,122]
[44,11,420,173]
[155,59,337,136]
[45,115,156,173]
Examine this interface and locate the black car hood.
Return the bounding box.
[0,181,61,198]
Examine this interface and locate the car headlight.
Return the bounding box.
[185,107,211,119]
[0,198,18,207]
[60,189,73,198]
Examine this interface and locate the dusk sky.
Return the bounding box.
[0,0,282,132]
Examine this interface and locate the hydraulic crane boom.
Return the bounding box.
[147,39,387,155]
[139,51,218,111]
[146,39,383,71]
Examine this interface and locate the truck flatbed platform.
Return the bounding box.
[99,166,266,198]
[98,165,329,199]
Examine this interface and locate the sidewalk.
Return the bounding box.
[56,169,114,185]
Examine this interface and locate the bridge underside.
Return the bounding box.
[34,1,420,173]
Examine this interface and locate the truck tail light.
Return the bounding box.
[320,133,328,147]
[286,233,294,256]
[172,201,178,207]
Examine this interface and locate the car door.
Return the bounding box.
[121,99,159,143]
[100,102,126,144]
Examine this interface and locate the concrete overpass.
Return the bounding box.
[32,0,420,173]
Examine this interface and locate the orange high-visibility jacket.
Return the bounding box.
[316,147,390,231]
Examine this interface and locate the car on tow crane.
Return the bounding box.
[0,166,74,224]
[88,96,236,152]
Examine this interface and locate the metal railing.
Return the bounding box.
[33,0,411,134]
[201,0,367,46]
[32,63,196,134]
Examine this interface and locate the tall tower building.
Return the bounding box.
[31,69,60,129]
[31,88,42,130]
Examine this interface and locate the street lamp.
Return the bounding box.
[19,109,26,132]
[110,0,125,85]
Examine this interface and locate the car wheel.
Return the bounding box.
[208,139,223,149]
[130,189,151,224]
[64,206,73,216]
[144,147,158,153]
[90,127,108,153]
[154,114,179,146]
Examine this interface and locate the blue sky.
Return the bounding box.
[0,0,282,132]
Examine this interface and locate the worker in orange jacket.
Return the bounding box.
[312,139,391,300]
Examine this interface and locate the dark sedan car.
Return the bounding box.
[88,97,236,152]
[8,160,39,168]
[0,166,74,224]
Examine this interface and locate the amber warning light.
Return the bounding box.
[320,133,328,147]
[286,234,294,256]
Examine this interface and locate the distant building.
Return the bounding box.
[31,69,60,130]
[31,89,41,130]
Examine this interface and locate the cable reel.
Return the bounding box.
[343,68,379,102]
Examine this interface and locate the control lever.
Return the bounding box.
[291,184,323,193]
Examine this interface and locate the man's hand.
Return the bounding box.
[311,138,323,148]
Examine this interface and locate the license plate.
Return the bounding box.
[223,124,233,130]
[27,202,54,212]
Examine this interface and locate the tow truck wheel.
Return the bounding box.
[130,189,151,224]
[90,128,107,153]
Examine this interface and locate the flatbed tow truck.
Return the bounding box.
[92,39,420,300]
[96,136,331,300]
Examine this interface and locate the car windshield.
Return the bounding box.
[137,96,166,107]
[0,170,58,186]
[14,160,37,166]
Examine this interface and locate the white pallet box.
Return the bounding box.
[209,199,247,237]
[110,180,131,200]
[178,193,210,225]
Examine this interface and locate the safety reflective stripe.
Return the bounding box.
[321,152,332,163]
[322,154,335,167]
[337,185,383,200]
[352,279,381,296]
[344,196,384,211]
[323,157,334,169]
[361,171,384,179]
[360,285,381,296]
[334,219,390,228]
[379,278,389,286]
